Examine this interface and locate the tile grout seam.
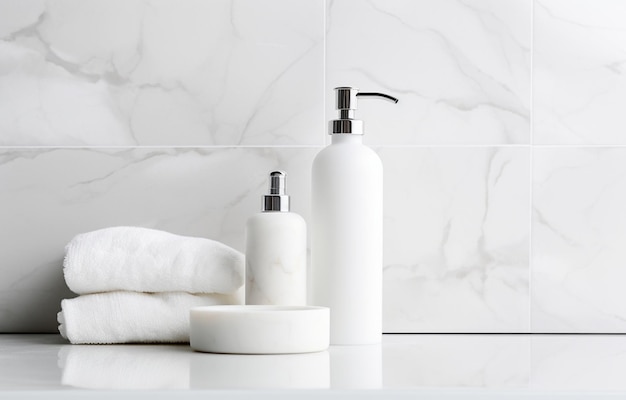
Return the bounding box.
[6,144,626,150]
[4,144,626,150]
[323,0,327,145]
[529,0,535,376]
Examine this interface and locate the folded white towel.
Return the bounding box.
[58,291,242,344]
[63,226,244,295]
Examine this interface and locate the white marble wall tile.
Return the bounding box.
[381,147,530,332]
[1,145,531,333]
[534,0,626,144]
[0,0,324,146]
[326,0,531,145]
[0,147,317,332]
[6,0,620,335]
[532,148,626,332]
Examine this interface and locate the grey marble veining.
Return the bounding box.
[0,0,324,146]
[532,148,626,332]
[0,147,318,332]
[326,0,531,145]
[534,0,626,144]
[0,145,529,333]
[381,147,530,332]
[3,0,626,334]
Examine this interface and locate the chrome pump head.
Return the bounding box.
[263,171,290,212]
[330,87,399,135]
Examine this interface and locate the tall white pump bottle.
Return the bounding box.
[311,87,398,345]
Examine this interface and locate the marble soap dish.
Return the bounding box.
[190,305,330,354]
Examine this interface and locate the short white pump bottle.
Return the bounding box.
[245,171,307,306]
[311,87,398,345]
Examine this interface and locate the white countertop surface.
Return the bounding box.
[2,334,626,398]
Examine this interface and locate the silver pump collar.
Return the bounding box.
[263,171,290,212]
[329,87,398,135]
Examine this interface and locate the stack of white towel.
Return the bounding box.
[58,227,245,344]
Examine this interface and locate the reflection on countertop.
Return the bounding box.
[1,334,626,393]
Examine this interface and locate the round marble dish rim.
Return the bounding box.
[190,305,330,355]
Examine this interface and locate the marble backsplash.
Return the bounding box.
[1,0,625,333]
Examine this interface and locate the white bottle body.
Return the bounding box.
[311,134,383,344]
[245,212,307,305]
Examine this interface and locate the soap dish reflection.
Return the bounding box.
[57,344,330,390]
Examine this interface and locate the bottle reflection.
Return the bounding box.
[190,351,330,389]
[330,344,382,389]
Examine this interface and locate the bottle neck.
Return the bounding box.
[331,134,363,144]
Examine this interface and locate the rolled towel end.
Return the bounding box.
[57,311,67,339]
[59,291,242,344]
[63,227,245,295]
